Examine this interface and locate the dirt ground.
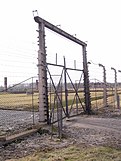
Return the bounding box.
[1,109,121,160]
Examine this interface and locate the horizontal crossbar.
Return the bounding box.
[47,62,83,71]
[34,16,87,46]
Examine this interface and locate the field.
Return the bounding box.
[0,92,39,110]
[0,88,120,111]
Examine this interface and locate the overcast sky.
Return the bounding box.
[0,0,121,84]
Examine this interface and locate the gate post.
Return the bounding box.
[82,45,91,114]
[37,22,49,123]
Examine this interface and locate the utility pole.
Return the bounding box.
[37,22,49,123]
[83,45,91,114]
[111,67,117,108]
[99,64,107,108]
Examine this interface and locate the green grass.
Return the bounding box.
[7,145,121,161]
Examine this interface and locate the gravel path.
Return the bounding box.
[63,115,121,147]
[0,109,39,136]
[1,110,121,160]
[64,116,121,132]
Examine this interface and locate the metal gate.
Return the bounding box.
[34,15,91,124]
[47,57,85,124]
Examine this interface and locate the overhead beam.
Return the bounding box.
[34,16,87,46]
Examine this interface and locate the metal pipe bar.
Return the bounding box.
[47,63,64,68]
[66,67,83,72]
[64,57,69,117]
[34,16,87,46]
[47,62,83,71]
[51,75,62,76]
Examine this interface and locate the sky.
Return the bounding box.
[0,0,121,85]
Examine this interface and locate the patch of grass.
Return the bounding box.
[7,145,121,161]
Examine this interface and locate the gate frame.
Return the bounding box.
[34,16,91,123]
[47,59,85,122]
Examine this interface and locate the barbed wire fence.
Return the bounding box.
[0,40,40,136]
[88,61,121,114]
[0,15,121,138]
